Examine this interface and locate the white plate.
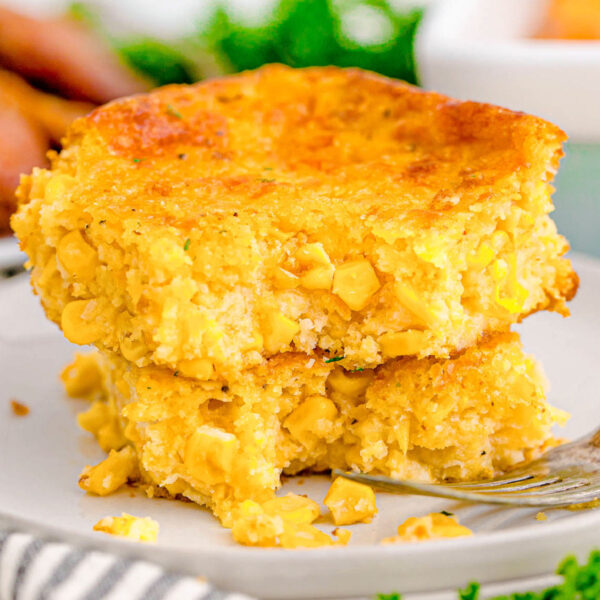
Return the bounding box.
[0,236,26,272]
[416,0,600,142]
[1,255,600,600]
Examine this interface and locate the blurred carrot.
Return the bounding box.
[0,99,47,235]
[0,69,93,142]
[539,0,600,39]
[0,5,150,103]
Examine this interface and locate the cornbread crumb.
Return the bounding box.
[324,477,377,525]
[93,513,158,543]
[332,528,352,545]
[382,513,472,544]
[231,500,333,548]
[262,493,321,524]
[61,352,104,399]
[79,446,137,496]
[10,399,29,416]
[536,511,548,521]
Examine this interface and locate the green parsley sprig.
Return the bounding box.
[202,0,423,84]
[376,550,600,600]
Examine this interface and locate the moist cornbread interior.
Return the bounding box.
[12,65,576,379]
[73,333,565,526]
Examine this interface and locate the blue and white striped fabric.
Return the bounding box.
[0,530,253,600]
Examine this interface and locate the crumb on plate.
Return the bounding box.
[382,512,472,544]
[93,513,158,542]
[231,498,338,548]
[60,352,104,399]
[10,399,29,416]
[324,477,377,526]
[79,446,137,496]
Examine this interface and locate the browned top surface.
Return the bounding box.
[58,64,566,232]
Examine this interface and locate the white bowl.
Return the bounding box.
[416,0,600,142]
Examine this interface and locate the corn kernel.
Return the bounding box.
[44,173,75,204]
[495,285,529,314]
[384,513,472,543]
[491,230,511,250]
[273,267,300,289]
[57,230,98,280]
[184,425,238,485]
[332,528,352,545]
[327,368,372,397]
[284,395,338,450]
[394,283,438,328]
[149,238,190,273]
[77,401,110,434]
[94,513,159,543]
[379,330,426,358]
[97,420,127,453]
[60,352,103,398]
[492,254,529,314]
[79,446,137,496]
[279,522,334,548]
[324,477,377,525]
[295,242,332,266]
[263,312,300,353]
[301,265,334,290]
[491,259,509,281]
[332,259,380,311]
[262,493,321,524]
[38,254,58,287]
[467,242,495,268]
[242,331,264,352]
[61,299,103,345]
[119,333,148,362]
[232,501,284,547]
[414,239,447,267]
[231,500,334,548]
[178,358,214,380]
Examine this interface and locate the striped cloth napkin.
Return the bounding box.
[0,530,253,600]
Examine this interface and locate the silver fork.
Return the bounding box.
[333,428,600,508]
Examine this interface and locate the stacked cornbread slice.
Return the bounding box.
[13,65,576,533]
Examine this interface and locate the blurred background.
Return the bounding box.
[0,0,598,265]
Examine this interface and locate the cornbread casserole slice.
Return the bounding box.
[12,65,576,377]
[69,333,566,526]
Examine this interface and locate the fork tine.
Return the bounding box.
[504,478,590,496]
[332,470,600,508]
[444,473,535,489]
[448,475,561,493]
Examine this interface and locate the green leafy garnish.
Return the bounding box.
[201,0,423,84]
[173,371,179,377]
[325,355,345,363]
[440,510,454,517]
[132,158,143,163]
[68,0,423,88]
[166,103,183,119]
[376,550,600,600]
[184,238,191,251]
[117,38,196,87]
[457,583,479,600]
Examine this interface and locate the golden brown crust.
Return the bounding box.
[63,64,567,232]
